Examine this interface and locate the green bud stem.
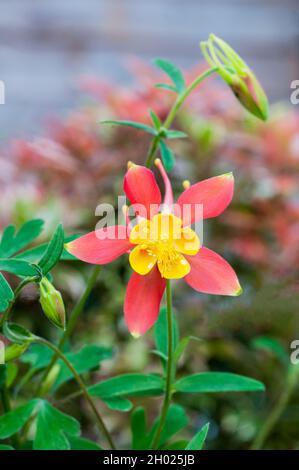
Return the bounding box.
[145,67,218,168]
[35,336,116,450]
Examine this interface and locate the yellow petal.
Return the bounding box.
[129,245,157,275]
[174,227,200,256]
[158,253,190,279]
[150,213,182,242]
[129,219,151,245]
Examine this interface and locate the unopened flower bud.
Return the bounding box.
[200,34,268,121]
[4,342,29,362]
[39,277,66,330]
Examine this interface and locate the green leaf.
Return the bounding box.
[0,365,7,390]
[154,58,185,93]
[101,120,157,136]
[186,423,209,450]
[159,141,175,172]
[173,336,201,364]
[68,435,102,450]
[251,335,289,364]
[152,404,188,447]
[162,440,188,450]
[165,130,187,139]
[103,397,133,412]
[0,444,14,450]
[34,401,80,450]
[21,343,53,369]
[149,110,161,130]
[0,272,14,312]
[0,259,40,277]
[131,407,151,450]
[54,345,113,390]
[38,223,64,274]
[0,399,39,439]
[3,323,35,345]
[155,83,178,93]
[21,343,113,389]
[15,234,79,263]
[175,372,265,394]
[89,373,164,399]
[154,307,179,366]
[0,220,44,258]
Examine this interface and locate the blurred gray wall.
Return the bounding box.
[0,0,298,139]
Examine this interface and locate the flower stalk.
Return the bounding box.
[150,280,174,449]
[145,67,218,168]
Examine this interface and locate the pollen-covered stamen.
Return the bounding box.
[129,213,200,279]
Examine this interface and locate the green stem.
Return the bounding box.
[35,337,116,450]
[251,365,299,450]
[34,265,101,395]
[1,386,22,449]
[145,67,218,168]
[0,277,37,328]
[150,280,174,449]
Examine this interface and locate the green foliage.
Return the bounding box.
[153,58,186,94]
[159,140,175,172]
[149,110,161,130]
[175,372,265,394]
[38,223,64,274]
[130,404,188,450]
[0,365,6,389]
[3,322,35,345]
[0,444,14,450]
[0,399,100,450]
[101,120,157,135]
[68,435,102,450]
[103,397,133,412]
[0,220,44,258]
[0,273,13,312]
[89,373,164,399]
[21,343,113,390]
[0,399,39,439]
[34,401,80,450]
[0,259,40,277]
[185,423,209,450]
[153,404,188,448]
[251,335,289,365]
[154,306,179,366]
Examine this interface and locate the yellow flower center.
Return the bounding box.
[129,214,200,279]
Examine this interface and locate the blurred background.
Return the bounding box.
[1,0,299,451]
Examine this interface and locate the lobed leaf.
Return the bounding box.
[0,220,44,258]
[0,259,40,278]
[0,399,39,439]
[34,401,80,450]
[0,273,14,312]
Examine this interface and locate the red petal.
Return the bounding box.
[124,164,161,219]
[124,267,166,336]
[176,173,234,225]
[184,247,242,296]
[66,226,132,264]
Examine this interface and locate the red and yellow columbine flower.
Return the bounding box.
[66,160,242,337]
